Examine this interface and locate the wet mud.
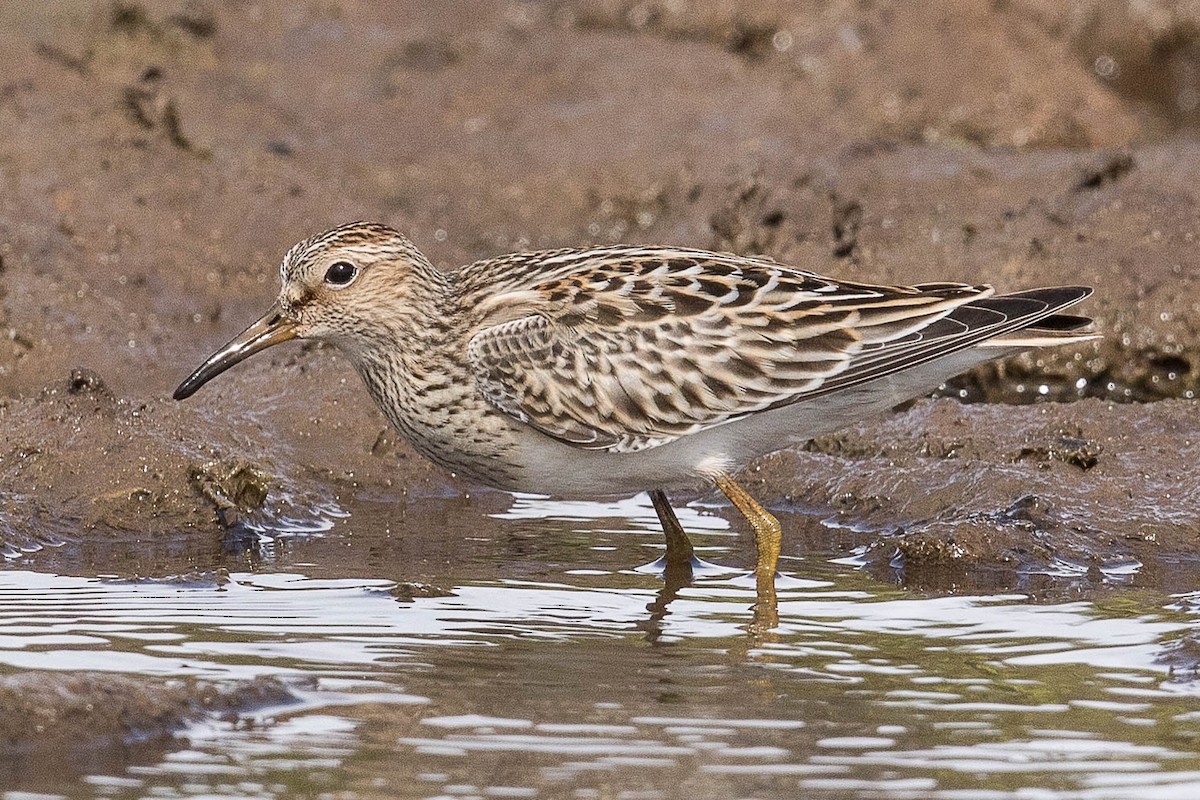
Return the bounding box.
[2,0,1200,780]
[757,397,1198,590]
[0,672,292,754]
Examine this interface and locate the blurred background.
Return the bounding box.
[3,0,1196,404]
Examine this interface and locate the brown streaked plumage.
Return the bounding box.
[174,221,1097,589]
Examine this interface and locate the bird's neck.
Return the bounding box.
[341,260,463,401]
[343,260,458,354]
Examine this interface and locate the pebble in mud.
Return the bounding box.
[1014,434,1103,471]
[188,458,272,529]
[68,366,111,397]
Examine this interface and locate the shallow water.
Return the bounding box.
[3,495,1200,800]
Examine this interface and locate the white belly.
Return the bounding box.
[509,347,1009,497]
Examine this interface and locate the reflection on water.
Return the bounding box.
[1,497,1199,799]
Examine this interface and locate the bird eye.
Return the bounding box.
[324,261,358,286]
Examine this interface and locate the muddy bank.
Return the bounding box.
[749,397,1198,588]
[1,370,1194,594]
[0,671,293,782]
[0,364,488,571]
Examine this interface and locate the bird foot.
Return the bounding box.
[633,554,740,578]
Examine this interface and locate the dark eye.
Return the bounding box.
[324,261,358,286]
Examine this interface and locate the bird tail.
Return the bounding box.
[973,287,1098,348]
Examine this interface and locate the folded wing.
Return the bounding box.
[466,247,1004,453]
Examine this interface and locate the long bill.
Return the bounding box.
[173,302,298,400]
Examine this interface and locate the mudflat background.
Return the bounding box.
[1,0,1197,576]
[2,0,1200,778]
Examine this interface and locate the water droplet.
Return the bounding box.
[1093,55,1118,79]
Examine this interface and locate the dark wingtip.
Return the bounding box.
[1034,313,1094,332]
[1002,286,1093,305]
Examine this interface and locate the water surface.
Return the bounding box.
[2,495,1199,799]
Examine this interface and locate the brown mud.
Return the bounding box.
[0,671,294,785]
[2,0,1200,750]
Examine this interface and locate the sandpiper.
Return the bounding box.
[175,222,1095,581]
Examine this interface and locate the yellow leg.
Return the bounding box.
[649,489,696,573]
[713,473,782,579]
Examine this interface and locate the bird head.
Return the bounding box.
[173,221,432,400]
